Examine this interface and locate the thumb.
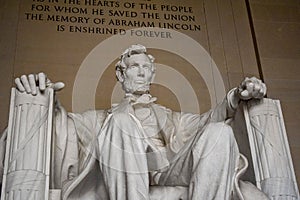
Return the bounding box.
[51,82,65,91]
[240,90,250,100]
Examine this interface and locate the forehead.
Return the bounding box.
[124,54,151,65]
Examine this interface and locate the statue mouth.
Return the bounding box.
[134,80,147,84]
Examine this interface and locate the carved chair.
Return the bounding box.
[1,88,299,200]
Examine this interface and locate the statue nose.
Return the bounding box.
[137,66,145,77]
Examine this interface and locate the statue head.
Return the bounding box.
[115,44,156,95]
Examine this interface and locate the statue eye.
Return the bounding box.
[129,64,139,68]
[143,64,151,69]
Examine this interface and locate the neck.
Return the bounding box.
[126,91,150,97]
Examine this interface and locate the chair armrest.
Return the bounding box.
[1,88,54,200]
[243,98,299,199]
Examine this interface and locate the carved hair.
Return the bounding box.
[115,44,155,75]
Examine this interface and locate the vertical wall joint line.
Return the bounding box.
[245,0,265,83]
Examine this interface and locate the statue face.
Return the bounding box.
[122,54,155,94]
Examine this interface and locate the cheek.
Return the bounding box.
[124,71,136,79]
[125,68,138,78]
[145,71,154,80]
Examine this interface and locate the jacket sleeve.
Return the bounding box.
[166,89,238,152]
[52,101,107,189]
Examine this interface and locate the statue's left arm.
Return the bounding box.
[211,77,267,122]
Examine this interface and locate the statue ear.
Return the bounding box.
[116,70,125,83]
[150,72,156,84]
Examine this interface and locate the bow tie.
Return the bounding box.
[126,93,157,105]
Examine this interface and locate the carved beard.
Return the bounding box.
[122,79,150,94]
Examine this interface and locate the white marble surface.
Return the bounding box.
[1,45,289,200]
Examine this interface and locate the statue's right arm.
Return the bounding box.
[14,72,65,95]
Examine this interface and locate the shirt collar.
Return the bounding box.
[125,93,157,106]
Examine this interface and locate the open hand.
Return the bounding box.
[15,72,65,95]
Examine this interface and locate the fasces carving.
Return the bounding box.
[1,88,54,200]
[244,99,299,199]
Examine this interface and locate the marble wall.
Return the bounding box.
[249,0,300,186]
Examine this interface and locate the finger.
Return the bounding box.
[257,87,265,98]
[20,75,31,93]
[240,77,250,89]
[254,83,261,92]
[259,83,267,97]
[250,76,259,84]
[38,72,46,90]
[28,74,37,95]
[246,82,254,95]
[252,83,261,97]
[15,78,25,92]
[52,82,65,91]
[263,83,267,96]
[46,77,52,87]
